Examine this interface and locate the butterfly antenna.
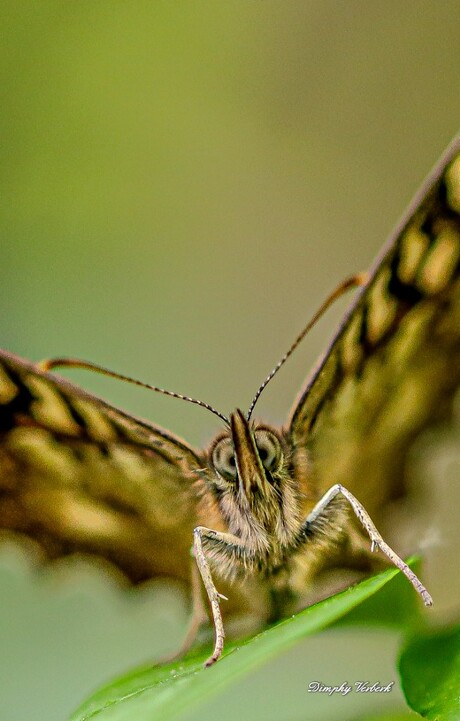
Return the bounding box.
[37,357,230,425]
[246,273,368,420]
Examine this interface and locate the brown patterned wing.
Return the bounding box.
[289,137,460,531]
[0,350,204,586]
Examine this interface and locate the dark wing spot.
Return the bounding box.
[0,366,35,433]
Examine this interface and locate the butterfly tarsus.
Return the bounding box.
[193,526,227,666]
[303,483,433,607]
[193,525,256,665]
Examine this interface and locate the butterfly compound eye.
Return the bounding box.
[211,437,238,482]
[254,429,282,472]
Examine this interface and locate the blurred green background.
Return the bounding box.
[1,2,460,720]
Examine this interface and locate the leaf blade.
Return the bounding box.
[72,563,416,721]
[399,623,460,721]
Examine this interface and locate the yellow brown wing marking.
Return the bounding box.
[291,142,460,439]
[365,266,398,345]
[0,352,203,586]
[25,375,82,436]
[70,397,118,442]
[416,223,460,294]
[0,364,19,405]
[289,140,460,523]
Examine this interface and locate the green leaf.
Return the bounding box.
[334,556,423,629]
[355,712,421,721]
[72,562,421,721]
[399,623,460,721]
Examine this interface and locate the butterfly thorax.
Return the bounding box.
[205,409,304,571]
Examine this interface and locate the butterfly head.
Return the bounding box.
[208,409,289,527]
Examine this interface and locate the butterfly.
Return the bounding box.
[1,136,460,666]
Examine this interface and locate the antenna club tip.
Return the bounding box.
[37,360,52,372]
[355,271,370,286]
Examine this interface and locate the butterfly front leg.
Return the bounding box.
[302,484,433,606]
[193,526,253,666]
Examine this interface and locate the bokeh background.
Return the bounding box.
[1,3,460,720]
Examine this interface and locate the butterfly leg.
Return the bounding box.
[193,525,250,666]
[302,484,433,606]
